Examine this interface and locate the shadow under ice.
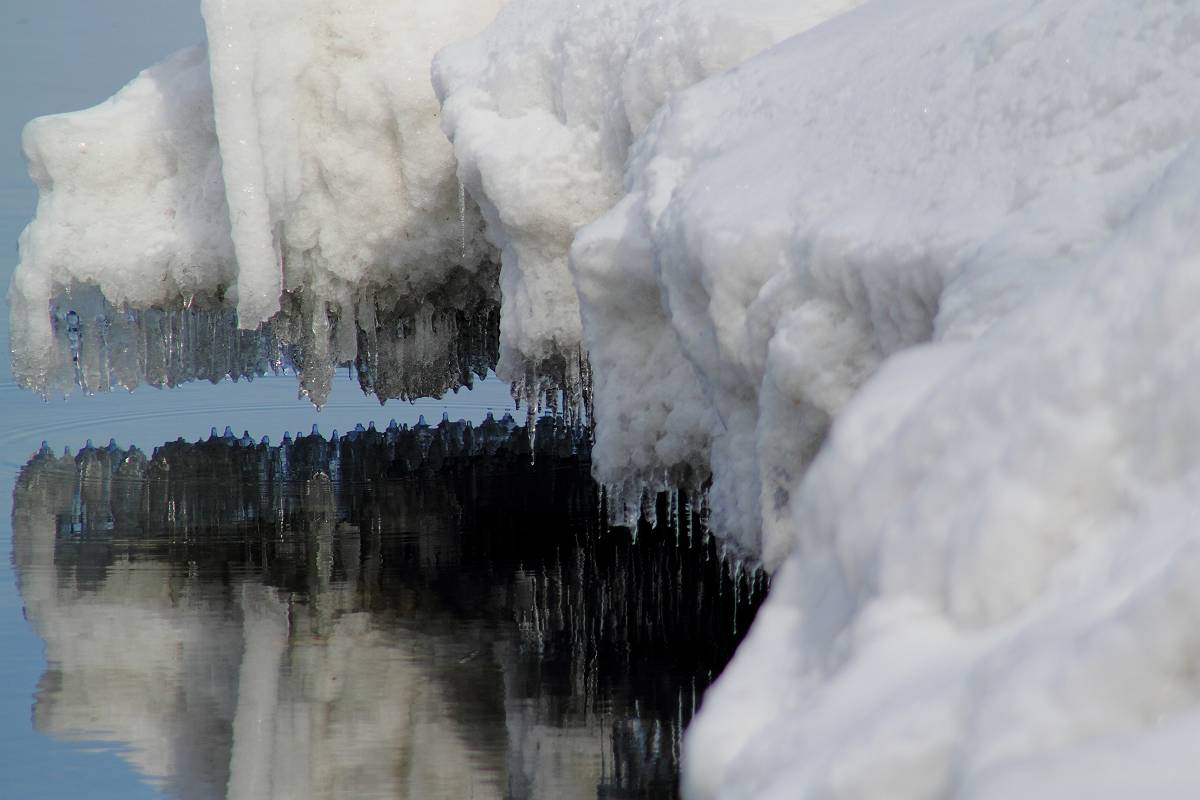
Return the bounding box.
[11,416,765,799]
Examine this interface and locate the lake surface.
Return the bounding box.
[7,411,763,799]
[0,330,765,798]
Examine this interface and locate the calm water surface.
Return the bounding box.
[8,416,762,798]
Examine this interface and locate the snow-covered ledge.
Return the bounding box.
[12,0,504,405]
[11,0,1200,796]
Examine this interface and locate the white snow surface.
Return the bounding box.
[639,0,1200,797]
[574,0,1200,564]
[12,0,504,385]
[196,0,504,327]
[12,45,232,386]
[433,0,862,400]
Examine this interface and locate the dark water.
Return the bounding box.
[11,417,764,798]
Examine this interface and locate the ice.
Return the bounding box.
[573,0,1200,566]
[12,0,506,400]
[624,0,1200,796]
[25,276,499,407]
[12,45,232,390]
[200,0,279,326]
[12,0,1200,795]
[432,0,863,418]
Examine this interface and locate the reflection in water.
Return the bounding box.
[11,416,765,798]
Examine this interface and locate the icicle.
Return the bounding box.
[26,275,501,405]
[640,486,657,530]
[732,558,742,635]
[457,179,468,260]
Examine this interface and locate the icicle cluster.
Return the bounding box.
[19,269,502,407]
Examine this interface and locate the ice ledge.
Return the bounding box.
[18,270,500,408]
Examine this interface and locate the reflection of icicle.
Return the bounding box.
[14,424,770,800]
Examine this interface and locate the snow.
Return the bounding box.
[574,0,1200,562]
[200,0,279,325]
[12,0,505,399]
[195,0,506,326]
[633,0,1200,796]
[12,0,1200,796]
[433,0,863,410]
[12,45,232,391]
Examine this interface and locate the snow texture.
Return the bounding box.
[13,45,232,391]
[573,0,1200,564]
[646,0,1200,796]
[12,0,505,400]
[433,0,862,413]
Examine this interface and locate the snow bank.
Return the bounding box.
[575,0,1200,562]
[641,0,1200,795]
[433,0,862,417]
[12,0,505,403]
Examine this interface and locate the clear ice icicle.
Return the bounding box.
[458,179,467,260]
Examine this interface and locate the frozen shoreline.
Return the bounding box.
[12,0,1200,796]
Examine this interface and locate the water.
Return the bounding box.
[0,374,523,799]
[0,7,766,797]
[10,420,763,798]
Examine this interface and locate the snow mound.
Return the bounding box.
[636,0,1200,795]
[575,0,1200,563]
[432,0,862,420]
[12,0,505,404]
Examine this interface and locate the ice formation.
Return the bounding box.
[433,0,862,417]
[34,274,500,404]
[13,0,1200,796]
[634,0,1200,797]
[12,0,506,404]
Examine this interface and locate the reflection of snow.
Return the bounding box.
[14,467,517,798]
[14,464,244,796]
[12,433,753,798]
